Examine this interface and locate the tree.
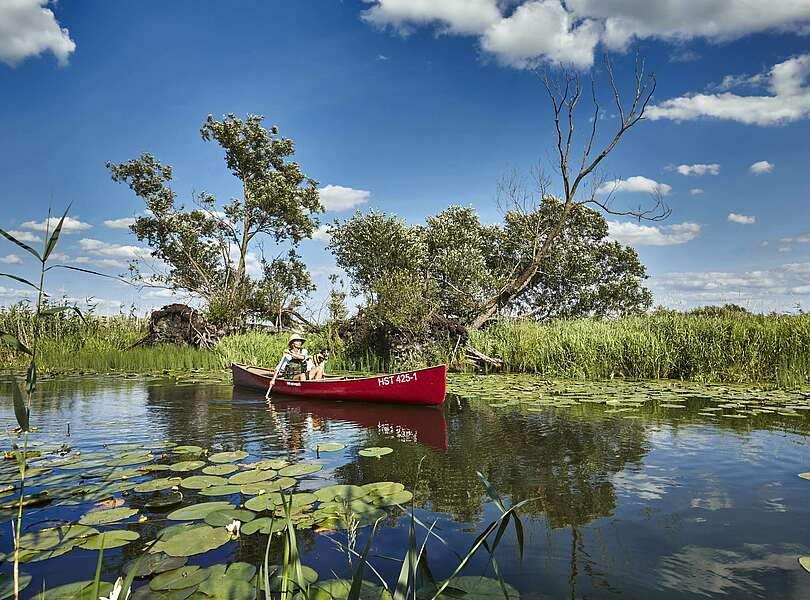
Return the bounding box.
[467,56,666,328]
[107,113,322,327]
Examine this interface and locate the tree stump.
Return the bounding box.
[135,304,222,349]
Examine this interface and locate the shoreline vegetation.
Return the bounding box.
[3,306,810,387]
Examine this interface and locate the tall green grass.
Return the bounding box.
[469,313,810,386]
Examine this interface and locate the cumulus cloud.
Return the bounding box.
[608,221,701,246]
[319,185,371,212]
[74,256,128,269]
[676,163,720,176]
[361,1,810,70]
[0,0,76,66]
[750,160,774,174]
[78,238,151,260]
[311,224,332,242]
[597,176,671,195]
[22,216,91,233]
[728,213,756,224]
[6,230,40,243]
[0,254,22,264]
[649,54,810,126]
[103,217,136,229]
[0,285,33,299]
[690,188,705,195]
[781,233,810,244]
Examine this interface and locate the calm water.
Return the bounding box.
[2,374,810,599]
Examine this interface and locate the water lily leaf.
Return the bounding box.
[245,492,316,512]
[800,556,810,574]
[372,490,413,507]
[240,477,296,496]
[240,516,286,535]
[172,446,204,455]
[17,543,74,563]
[19,524,98,550]
[202,464,238,476]
[304,579,392,600]
[107,443,144,451]
[315,443,345,452]
[131,585,197,600]
[227,469,275,485]
[150,565,210,591]
[196,563,256,598]
[358,447,393,459]
[125,553,188,578]
[110,452,155,466]
[79,506,139,525]
[0,572,31,599]
[248,459,287,470]
[78,529,140,549]
[798,473,810,481]
[169,461,205,473]
[35,579,113,600]
[139,464,173,473]
[199,484,242,497]
[204,508,256,527]
[361,482,404,496]
[180,475,228,490]
[261,564,319,591]
[167,501,234,521]
[145,492,184,510]
[158,524,232,557]
[135,477,182,493]
[420,576,520,599]
[208,451,248,464]
[278,463,323,477]
[314,485,367,503]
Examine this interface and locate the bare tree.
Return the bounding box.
[468,54,667,329]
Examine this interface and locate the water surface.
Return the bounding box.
[1,374,810,598]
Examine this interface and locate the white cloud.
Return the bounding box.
[781,233,810,244]
[78,238,151,260]
[0,285,33,299]
[481,1,601,69]
[597,176,671,195]
[22,216,92,233]
[728,213,756,224]
[689,188,705,196]
[103,217,136,229]
[779,247,793,254]
[0,254,22,264]
[749,160,774,174]
[676,163,720,176]
[608,221,701,246]
[6,230,40,242]
[319,185,371,212]
[362,2,810,70]
[649,54,810,126]
[312,224,332,243]
[0,0,76,67]
[74,256,128,269]
[361,0,501,35]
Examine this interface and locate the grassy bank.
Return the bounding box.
[3,305,810,386]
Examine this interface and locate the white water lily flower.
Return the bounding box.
[226,519,241,537]
[100,577,130,600]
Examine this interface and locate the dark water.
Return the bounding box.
[2,375,810,599]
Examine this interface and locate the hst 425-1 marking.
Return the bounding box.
[377,372,419,386]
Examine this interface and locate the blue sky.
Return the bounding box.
[1,1,810,315]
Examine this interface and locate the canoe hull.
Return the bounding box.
[231,363,447,406]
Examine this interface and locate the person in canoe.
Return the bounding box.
[266,333,326,399]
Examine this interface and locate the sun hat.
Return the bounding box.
[288,333,306,345]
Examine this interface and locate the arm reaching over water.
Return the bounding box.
[267,352,291,400]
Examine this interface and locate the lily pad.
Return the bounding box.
[167,501,235,521]
[240,516,286,535]
[314,485,367,503]
[0,572,31,599]
[131,585,197,600]
[362,482,405,496]
[150,565,210,591]
[135,477,182,493]
[315,443,345,452]
[180,475,229,490]
[172,446,204,455]
[800,556,810,574]
[19,524,98,550]
[145,492,184,510]
[200,485,243,497]
[156,524,232,557]
[304,579,393,600]
[202,464,238,476]
[204,508,256,527]
[125,553,188,578]
[79,506,139,525]
[78,529,141,550]
[35,579,113,600]
[170,461,205,473]
[262,564,319,591]
[372,490,414,507]
[798,472,810,481]
[208,451,248,464]
[420,576,520,599]
[228,469,276,485]
[358,447,393,459]
[240,477,296,495]
[249,459,287,470]
[196,563,256,599]
[279,464,323,477]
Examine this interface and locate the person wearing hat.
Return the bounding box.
[266,333,325,399]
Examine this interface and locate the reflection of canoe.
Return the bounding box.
[233,387,449,451]
[231,363,447,406]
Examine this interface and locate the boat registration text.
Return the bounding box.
[377,372,418,386]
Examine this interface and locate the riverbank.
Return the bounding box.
[3,307,810,386]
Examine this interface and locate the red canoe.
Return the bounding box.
[231,363,447,406]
